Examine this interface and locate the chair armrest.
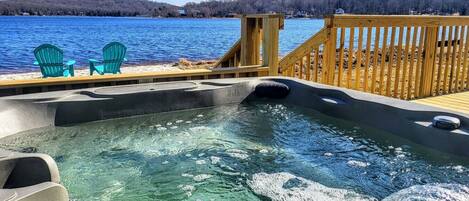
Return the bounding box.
[33,61,39,65]
[65,60,76,66]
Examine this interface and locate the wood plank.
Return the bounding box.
[262,17,280,76]
[0,66,267,89]
[419,26,439,97]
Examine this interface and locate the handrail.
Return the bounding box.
[214,39,241,68]
[279,28,327,68]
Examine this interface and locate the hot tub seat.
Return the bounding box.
[0,150,68,201]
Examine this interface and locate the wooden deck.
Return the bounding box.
[412,91,469,114]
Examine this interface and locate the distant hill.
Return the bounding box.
[0,0,179,16]
[2,0,469,18]
[183,0,469,18]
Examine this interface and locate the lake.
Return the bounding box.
[1,16,323,74]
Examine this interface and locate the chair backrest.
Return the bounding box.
[102,42,127,74]
[34,44,64,77]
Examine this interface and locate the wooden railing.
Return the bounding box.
[279,15,469,100]
[214,39,241,67]
[216,14,284,74]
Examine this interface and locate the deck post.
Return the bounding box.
[240,16,261,66]
[262,15,281,76]
[420,26,439,97]
[323,16,337,84]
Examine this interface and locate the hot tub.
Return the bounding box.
[0,77,468,200]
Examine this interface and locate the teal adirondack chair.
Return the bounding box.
[89,42,127,75]
[33,44,75,78]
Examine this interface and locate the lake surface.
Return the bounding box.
[1,16,323,74]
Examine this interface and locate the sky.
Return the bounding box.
[159,0,203,6]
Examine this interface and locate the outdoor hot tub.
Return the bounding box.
[0,77,468,200]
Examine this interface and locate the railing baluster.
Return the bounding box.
[463,26,469,90]
[371,27,381,94]
[355,27,364,90]
[436,26,447,95]
[407,26,419,99]
[364,27,372,92]
[414,27,426,97]
[444,26,454,94]
[299,56,304,79]
[379,27,389,95]
[386,27,397,96]
[338,27,346,87]
[400,26,412,99]
[314,46,320,82]
[449,26,460,93]
[306,50,311,80]
[455,26,466,92]
[347,27,355,89]
[394,26,404,98]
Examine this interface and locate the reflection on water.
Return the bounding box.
[1,102,468,200]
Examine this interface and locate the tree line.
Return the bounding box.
[0,0,178,17]
[1,0,469,17]
[184,0,469,18]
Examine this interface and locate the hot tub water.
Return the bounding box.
[0,102,468,200]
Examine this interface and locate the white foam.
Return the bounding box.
[347,160,370,168]
[247,172,375,201]
[181,173,193,178]
[166,122,173,126]
[197,114,204,118]
[196,160,206,165]
[170,126,178,129]
[162,161,169,165]
[193,174,212,182]
[175,120,184,123]
[226,149,249,160]
[324,152,334,157]
[177,184,195,197]
[383,183,469,201]
[210,156,221,164]
[259,149,269,154]
[157,127,167,131]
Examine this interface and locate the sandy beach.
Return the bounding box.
[0,60,216,81]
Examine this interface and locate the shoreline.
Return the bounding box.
[0,59,216,81]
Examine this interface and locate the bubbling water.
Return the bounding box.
[0,102,468,200]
